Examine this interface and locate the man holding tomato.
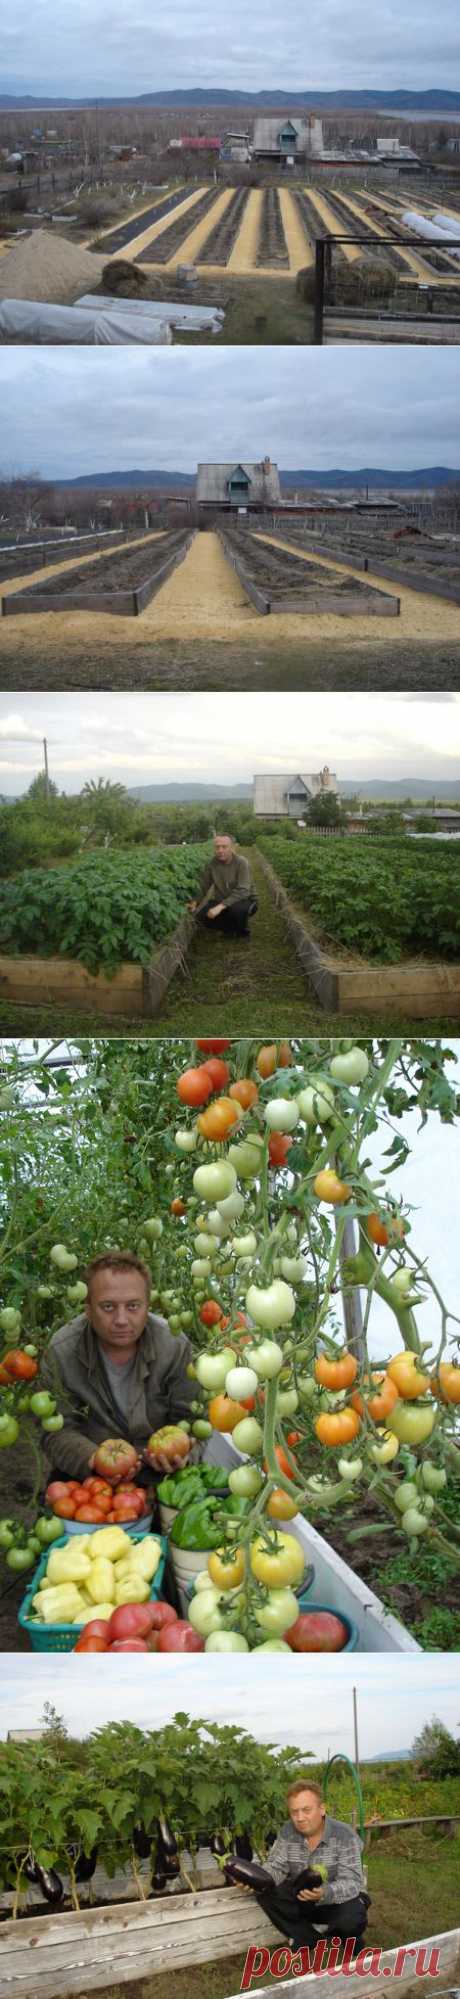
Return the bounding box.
[39,1252,196,1485]
[188,833,258,939]
[249,1783,369,1951]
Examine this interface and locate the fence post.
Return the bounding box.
[313,238,325,345]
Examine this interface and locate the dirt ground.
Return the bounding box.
[1,530,459,690]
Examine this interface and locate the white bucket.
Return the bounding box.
[159,1503,178,1536]
[170,1543,215,1597]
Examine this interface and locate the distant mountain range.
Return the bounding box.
[127,779,459,802]
[54,467,460,494]
[2,88,460,111]
[129,782,252,802]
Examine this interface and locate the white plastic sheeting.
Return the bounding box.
[401,208,460,254]
[76,292,225,334]
[0,298,172,342]
[432,210,460,236]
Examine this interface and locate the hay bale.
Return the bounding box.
[0,228,106,304]
[102,257,148,295]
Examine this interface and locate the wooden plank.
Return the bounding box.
[0,1886,279,1999]
[257,852,460,1021]
[0,955,143,1018]
[230,1927,460,1999]
[218,531,270,614]
[262,589,400,617]
[275,531,460,607]
[134,530,194,612]
[144,908,196,1014]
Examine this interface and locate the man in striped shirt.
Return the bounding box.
[251,1781,370,1949]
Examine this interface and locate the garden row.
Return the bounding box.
[222,528,400,616]
[1,531,193,621]
[258,835,460,962]
[136,187,219,263]
[0,844,211,974]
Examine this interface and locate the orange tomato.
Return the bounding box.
[202,1057,231,1091]
[352,1372,398,1424]
[73,1504,106,1522]
[432,1362,460,1405]
[315,1408,361,1447]
[266,1486,298,1521]
[171,1197,186,1216]
[313,1169,351,1205]
[387,1351,430,1401]
[176,1066,213,1107]
[207,1393,249,1432]
[264,1443,297,1482]
[2,1350,38,1381]
[315,1352,358,1391]
[366,1212,407,1248]
[256,1042,292,1079]
[197,1097,240,1142]
[229,1078,259,1110]
[268,1132,293,1168]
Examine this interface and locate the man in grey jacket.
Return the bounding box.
[40,1250,196,1481]
[188,832,257,938]
[250,1782,369,1950]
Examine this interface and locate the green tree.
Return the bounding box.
[26,772,59,803]
[412,1718,460,1777]
[307,792,343,828]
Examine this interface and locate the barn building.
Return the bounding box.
[196,458,282,510]
[252,116,323,161]
[254,768,339,817]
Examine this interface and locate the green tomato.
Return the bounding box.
[228,1465,263,1498]
[196,1350,236,1393]
[279,1257,306,1285]
[421,1494,435,1516]
[205,1631,249,1652]
[37,1286,54,1300]
[254,1639,292,1652]
[330,1048,370,1086]
[401,1507,430,1537]
[28,1392,56,1418]
[337,1456,363,1482]
[191,1260,212,1280]
[0,1519,17,1549]
[181,1312,194,1329]
[394,1481,419,1513]
[41,1413,64,1434]
[16,1393,32,1413]
[5,1545,36,1572]
[227,1135,265,1182]
[0,1307,22,1334]
[194,1234,218,1257]
[50,1244,78,1273]
[296,1082,335,1125]
[387,1402,436,1447]
[255,1587,299,1636]
[188,1591,225,1638]
[192,1420,213,1440]
[246,1281,295,1332]
[66,1282,88,1305]
[0,1417,19,1447]
[276,1388,299,1417]
[231,1417,264,1455]
[231,1233,258,1259]
[369,1432,400,1465]
[206,1210,230,1238]
[34,1516,64,1546]
[421,1463,447,1494]
[193,1162,237,1204]
[264,1099,300,1134]
[175,1129,197,1153]
[225,1366,258,1402]
[245,1339,284,1379]
[297,1375,317,1402]
[143,1218,163,1240]
[216,1190,245,1223]
[193,1572,222,1595]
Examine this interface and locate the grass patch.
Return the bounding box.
[1,641,459,695]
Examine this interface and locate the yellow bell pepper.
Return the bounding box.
[46,1547,92,1586]
[33,1584,86,1624]
[86,1558,115,1604]
[127,1537,161,1581]
[79,1601,115,1624]
[114,1575,150,1606]
[89,1527,132,1561]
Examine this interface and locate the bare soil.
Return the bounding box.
[9,531,185,602]
[136,188,218,263]
[199,188,248,265]
[226,528,393,609]
[257,188,289,268]
[2,638,460,692]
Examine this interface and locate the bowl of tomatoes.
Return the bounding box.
[45,1476,153,1535]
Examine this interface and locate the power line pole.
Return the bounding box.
[43,737,50,801]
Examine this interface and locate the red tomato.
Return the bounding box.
[74,1635,109,1653]
[108,1603,158,1642]
[2,1351,38,1381]
[76,1619,111,1640]
[268,1133,293,1168]
[45,1481,72,1506]
[110,1639,150,1652]
[53,1497,77,1519]
[199,1301,224,1327]
[202,1057,231,1090]
[145,1601,178,1631]
[171,1198,186,1217]
[112,1490,144,1515]
[176,1066,213,1107]
[109,1498,141,1521]
[73,1505,106,1522]
[85,1479,113,1501]
[286,1612,348,1653]
[157,1620,204,1653]
[196,1040,231,1053]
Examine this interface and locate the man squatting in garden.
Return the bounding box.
[226,1783,370,1952]
[39,1252,196,1482]
[188,831,258,938]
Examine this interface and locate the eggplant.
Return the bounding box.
[150,1863,168,1893]
[158,1815,178,1857]
[235,1833,253,1861]
[210,1833,228,1859]
[283,1865,327,1902]
[34,1864,64,1907]
[133,1824,152,1860]
[223,1856,273,1892]
[66,1844,98,1884]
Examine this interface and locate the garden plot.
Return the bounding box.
[225,527,400,615]
[94,185,187,255]
[1,530,193,620]
[111,185,208,263]
[197,188,249,266]
[256,189,289,268]
[281,520,460,606]
[332,189,459,285]
[138,187,223,266]
[302,188,361,263]
[278,188,313,270]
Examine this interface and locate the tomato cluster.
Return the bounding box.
[45,1477,149,1525]
[74,1601,203,1653]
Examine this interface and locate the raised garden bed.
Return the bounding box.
[0,910,197,1020]
[257,848,460,1019]
[256,189,289,268]
[221,527,400,615]
[227,1930,460,1999]
[1,531,194,619]
[0,1884,280,1998]
[0,531,129,583]
[136,188,219,264]
[278,529,460,607]
[198,189,248,266]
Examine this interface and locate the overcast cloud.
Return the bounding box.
[1,1655,459,1751]
[0,693,459,793]
[2,0,460,97]
[1,351,459,483]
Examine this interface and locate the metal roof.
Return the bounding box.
[196,461,282,504]
[254,770,339,815]
[253,118,311,152]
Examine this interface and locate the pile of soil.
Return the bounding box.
[0,228,105,304]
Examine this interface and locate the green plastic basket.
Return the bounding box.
[18,1531,167,1653]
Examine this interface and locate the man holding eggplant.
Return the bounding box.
[225,1782,370,1951]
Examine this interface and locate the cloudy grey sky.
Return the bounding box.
[2,0,459,98]
[1,351,459,483]
[1,1655,459,1750]
[0,693,459,793]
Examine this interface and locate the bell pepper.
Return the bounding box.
[123,1537,161,1581]
[80,1601,115,1623]
[114,1575,151,1606]
[170,1495,247,1552]
[45,1546,92,1585]
[33,1584,87,1623]
[86,1557,116,1603]
[89,1526,132,1561]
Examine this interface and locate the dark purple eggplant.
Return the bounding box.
[34,1864,64,1906]
[223,1856,273,1891]
[158,1815,178,1858]
[283,1865,326,1901]
[150,1863,168,1893]
[235,1833,253,1861]
[133,1824,152,1860]
[66,1844,98,1883]
[210,1833,228,1858]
